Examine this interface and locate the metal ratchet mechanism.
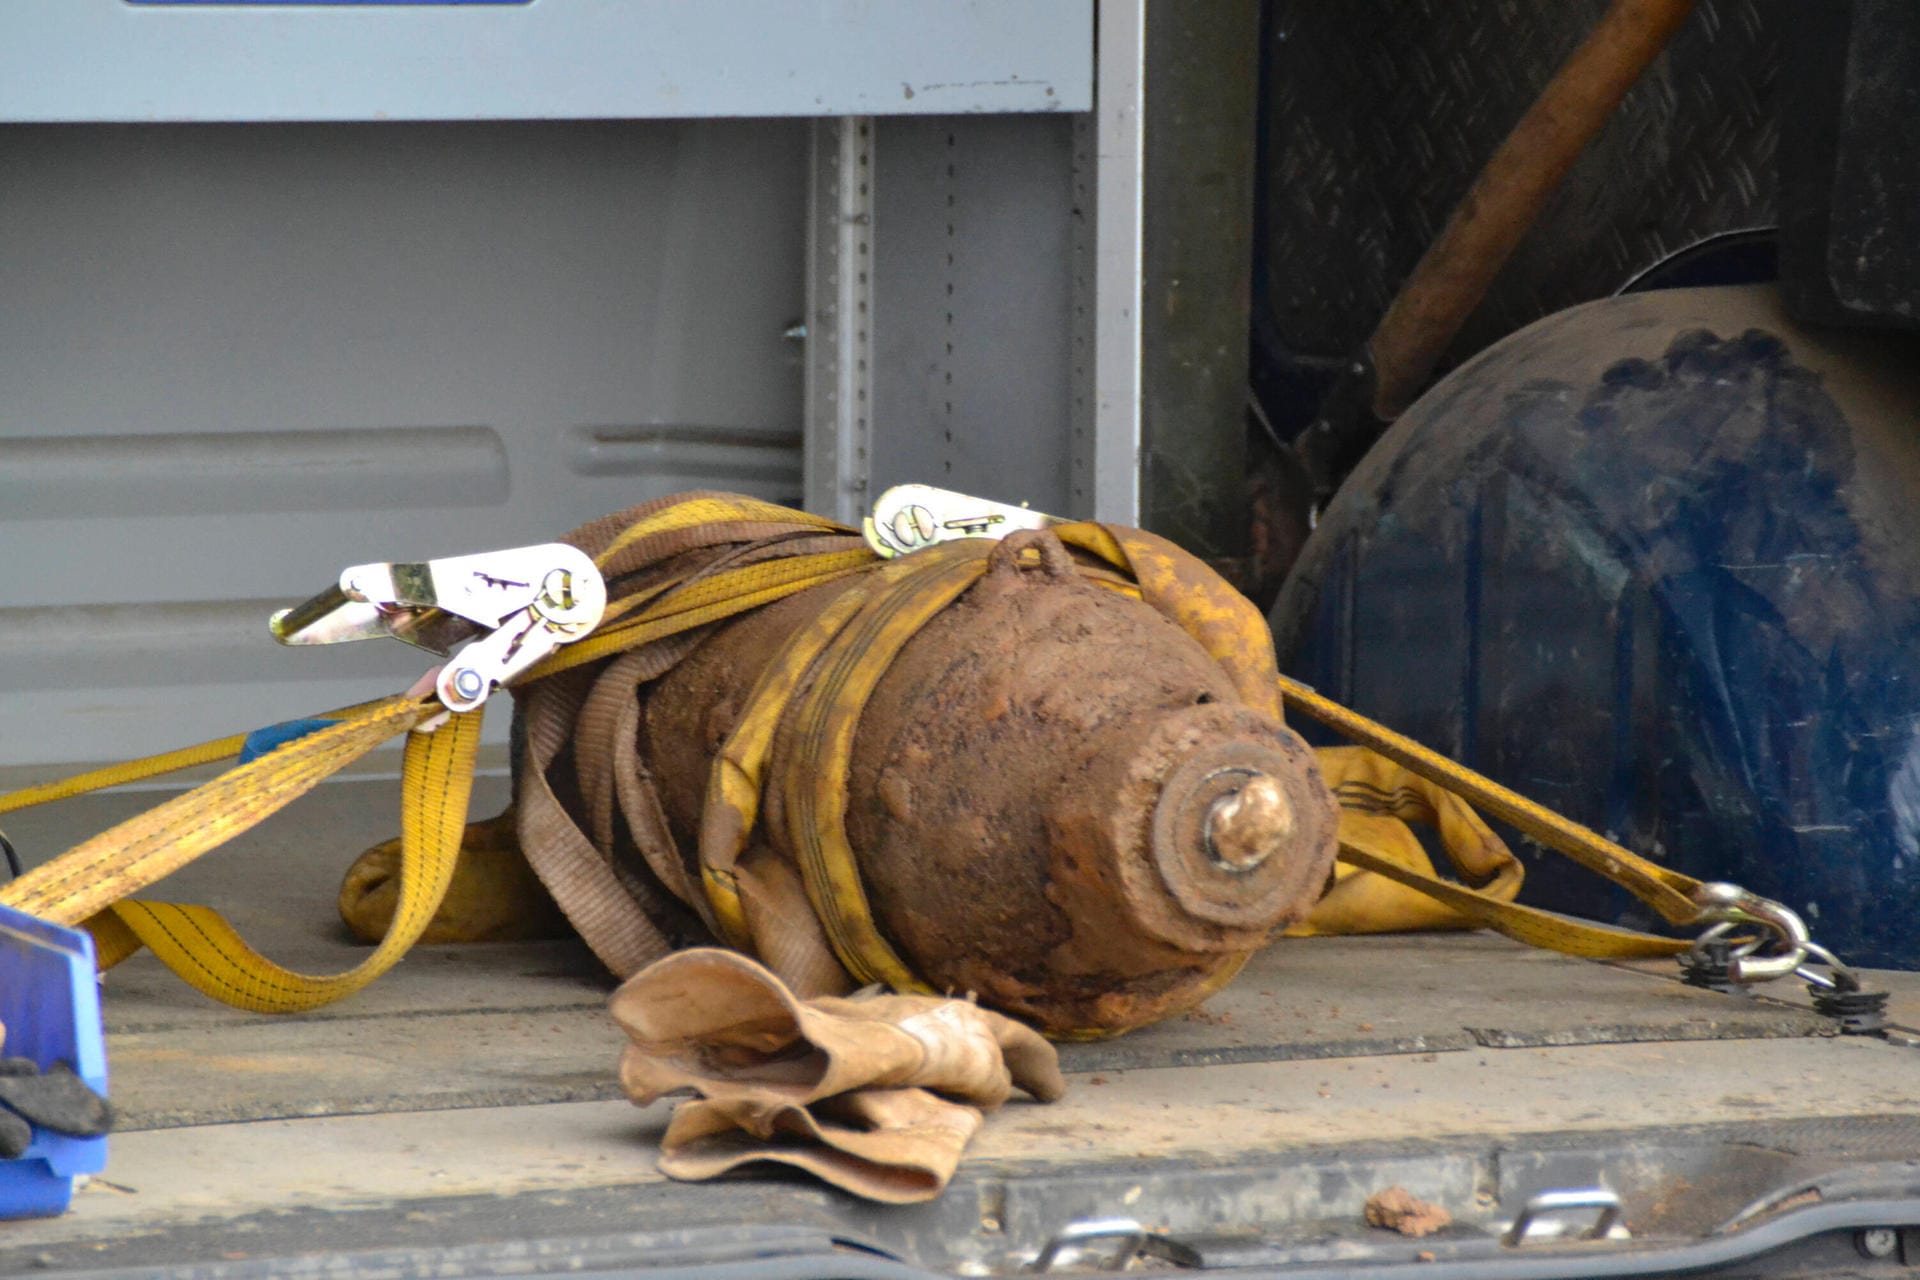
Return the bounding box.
[863,483,1061,559]
[269,543,607,714]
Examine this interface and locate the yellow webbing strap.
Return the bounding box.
[779,544,992,991]
[0,735,250,819]
[526,550,875,679]
[1278,677,1695,957]
[0,695,482,1012]
[1291,746,1525,938]
[1048,523,1693,959]
[0,492,1702,1014]
[88,707,484,1011]
[0,692,405,823]
[1,697,429,925]
[698,580,883,952]
[595,494,844,564]
[1054,523,1285,720]
[1336,843,1687,958]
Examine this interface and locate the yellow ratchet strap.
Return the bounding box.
[777,543,993,992]
[1279,676,1694,958]
[965,519,1692,961]
[0,696,484,1012]
[697,580,882,953]
[595,494,845,564]
[532,549,873,678]
[0,489,1701,1015]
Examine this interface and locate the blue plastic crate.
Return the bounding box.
[0,903,108,1218]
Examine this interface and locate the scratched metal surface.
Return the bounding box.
[1256,0,1781,365]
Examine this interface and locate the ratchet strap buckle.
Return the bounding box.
[863,484,1061,559]
[269,542,607,714]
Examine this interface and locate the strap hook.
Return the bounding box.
[270,542,607,715]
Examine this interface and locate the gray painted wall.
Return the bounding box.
[0,120,809,764]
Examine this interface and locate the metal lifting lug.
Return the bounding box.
[1026,1218,1200,1273]
[269,542,607,715]
[1501,1189,1628,1246]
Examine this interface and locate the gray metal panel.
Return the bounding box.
[0,0,1090,123]
[1137,0,1258,560]
[1078,0,1144,525]
[867,114,1077,516]
[801,118,877,526]
[0,119,807,765]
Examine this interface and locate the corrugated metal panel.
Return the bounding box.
[0,119,808,766]
[1256,0,1778,364]
[0,0,1090,123]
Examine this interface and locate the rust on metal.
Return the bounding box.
[347,500,1345,1040]
[639,528,1337,1036]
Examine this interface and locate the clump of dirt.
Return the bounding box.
[1364,1187,1453,1238]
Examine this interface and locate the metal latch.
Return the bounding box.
[864,484,1061,559]
[1501,1189,1628,1246]
[1027,1218,1199,1272]
[270,542,607,715]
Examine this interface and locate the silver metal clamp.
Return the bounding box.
[270,541,607,715]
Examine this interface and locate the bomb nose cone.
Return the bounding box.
[1204,774,1294,871]
[1044,701,1340,978]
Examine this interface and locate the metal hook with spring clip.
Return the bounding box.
[1685,882,1812,984]
[1682,882,1887,1031]
[269,542,607,719]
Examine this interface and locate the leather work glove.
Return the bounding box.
[0,1057,113,1159]
[658,1088,987,1204]
[609,948,1065,1202]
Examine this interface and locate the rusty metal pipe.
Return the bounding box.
[1367,0,1698,420]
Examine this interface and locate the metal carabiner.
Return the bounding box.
[1688,882,1811,983]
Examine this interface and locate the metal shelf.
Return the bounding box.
[0,0,1090,123]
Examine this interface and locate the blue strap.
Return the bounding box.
[237,718,339,765]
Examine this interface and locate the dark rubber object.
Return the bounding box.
[1274,286,1920,968]
[0,1064,114,1138]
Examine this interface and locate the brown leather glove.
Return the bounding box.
[609,948,1066,1202]
[658,1088,985,1205]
